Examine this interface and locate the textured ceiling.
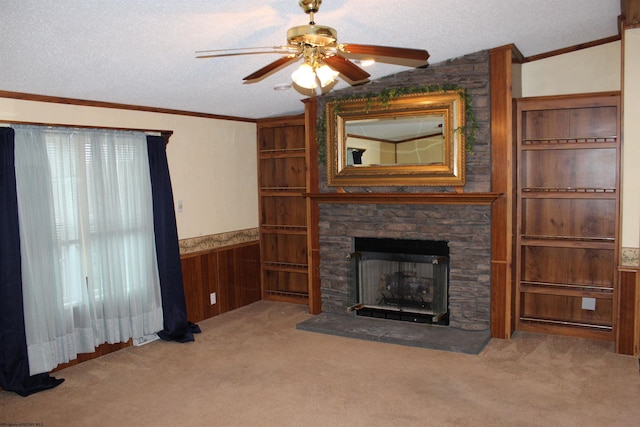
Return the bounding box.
[0,0,621,119]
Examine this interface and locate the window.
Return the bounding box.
[14,126,163,375]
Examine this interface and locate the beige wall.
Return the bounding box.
[0,97,258,240]
[521,41,621,97]
[622,28,640,259]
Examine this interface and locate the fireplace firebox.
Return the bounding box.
[349,237,450,325]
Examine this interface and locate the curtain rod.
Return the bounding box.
[0,119,173,138]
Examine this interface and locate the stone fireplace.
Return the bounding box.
[309,50,493,336]
[317,201,491,331]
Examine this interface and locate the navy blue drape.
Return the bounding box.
[0,128,64,396]
[146,135,198,342]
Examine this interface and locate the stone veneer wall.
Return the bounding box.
[319,204,491,330]
[315,50,492,331]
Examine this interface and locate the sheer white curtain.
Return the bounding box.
[14,125,163,375]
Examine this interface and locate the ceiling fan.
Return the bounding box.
[196,0,430,90]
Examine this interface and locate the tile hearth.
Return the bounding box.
[296,313,491,354]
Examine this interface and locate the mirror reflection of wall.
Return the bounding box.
[347,138,380,165]
[346,147,365,165]
[345,113,446,166]
[345,134,445,166]
[395,136,445,164]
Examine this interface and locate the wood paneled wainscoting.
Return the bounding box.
[52,341,133,373]
[181,240,261,323]
[617,268,640,355]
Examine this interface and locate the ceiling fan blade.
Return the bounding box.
[197,51,287,59]
[323,55,370,84]
[243,55,300,81]
[338,43,429,64]
[196,46,297,59]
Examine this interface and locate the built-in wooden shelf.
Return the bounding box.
[258,115,310,306]
[304,192,503,205]
[515,93,620,342]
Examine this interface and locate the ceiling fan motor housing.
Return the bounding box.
[287,24,337,48]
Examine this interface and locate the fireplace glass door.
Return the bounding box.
[350,250,449,324]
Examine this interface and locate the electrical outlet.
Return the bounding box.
[210,292,216,305]
[177,200,183,213]
[581,297,596,311]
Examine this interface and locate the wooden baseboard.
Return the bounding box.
[52,340,132,373]
[517,320,614,342]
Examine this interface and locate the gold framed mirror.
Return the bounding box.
[325,91,466,186]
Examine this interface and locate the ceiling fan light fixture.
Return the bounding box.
[315,62,339,87]
[197,0,429,92]
[291,62,318,89]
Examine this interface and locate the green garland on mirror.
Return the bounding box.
[316,84,478,163]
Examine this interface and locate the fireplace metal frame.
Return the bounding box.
[348,238,450,325]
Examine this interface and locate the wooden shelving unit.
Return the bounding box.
[515,92,620,340]
[257,115,309,304]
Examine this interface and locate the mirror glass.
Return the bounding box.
[326,91,466,187]
[345,114,446,166]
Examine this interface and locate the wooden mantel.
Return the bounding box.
[304,192,503,205]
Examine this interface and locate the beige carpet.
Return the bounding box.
[1,300,639,426]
